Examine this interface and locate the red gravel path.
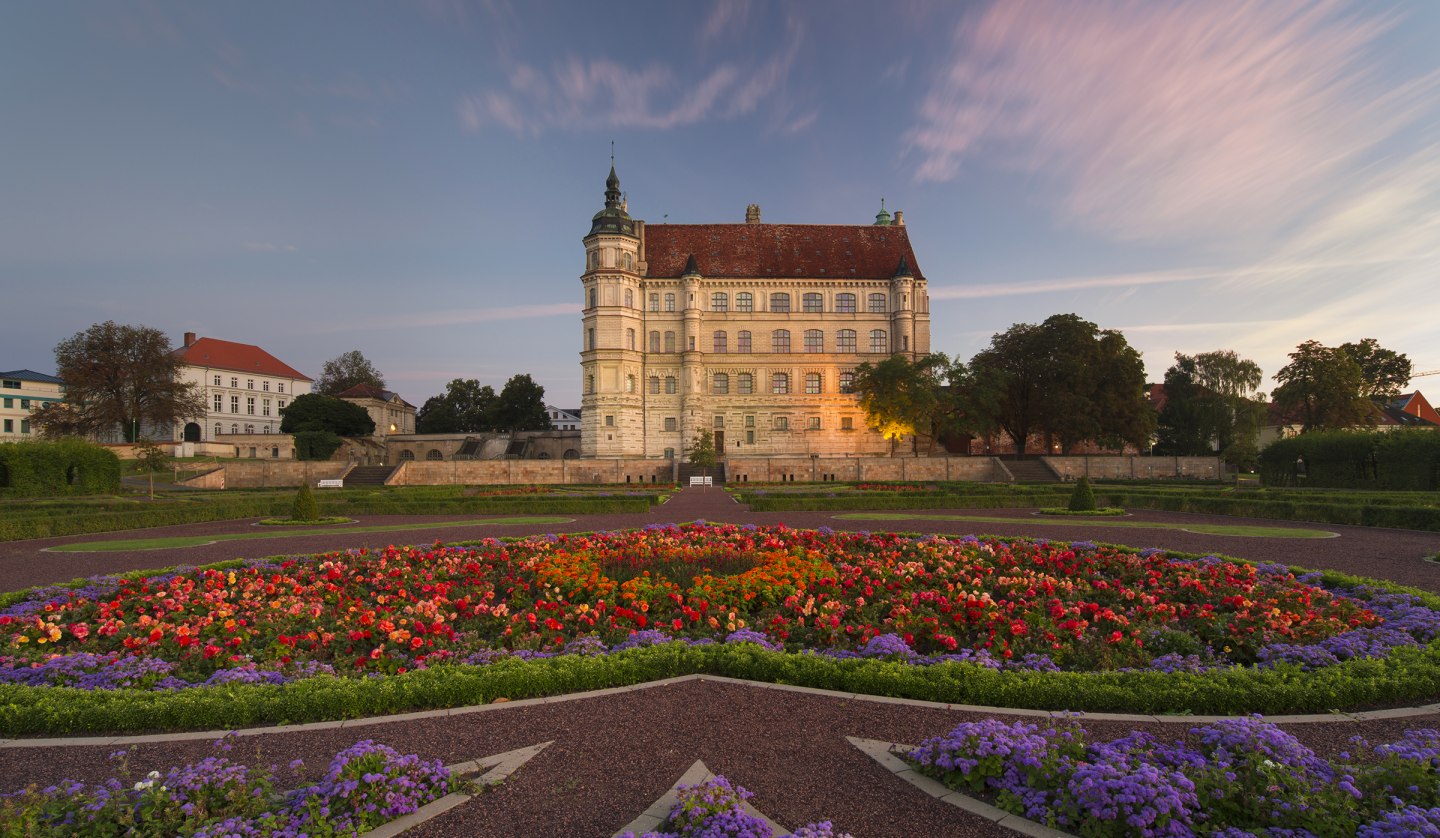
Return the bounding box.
[2,487,1439,836]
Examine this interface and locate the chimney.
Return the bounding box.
[893,210,905,226]
[183,331,196,347]
[745,203,761,223]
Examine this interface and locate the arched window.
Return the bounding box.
[649,331,661,352]
[803,292,823,312]
[588,251,599,270]
[713,330,728,353]
[625,288,634,308]
[665,376,677,394]
[649,376,661,394]
[626,374,636,392]
[231,423,238,434]
[737,330,752,353]
[806,372,822,394]
[627,328,636,350]
[837,329,857,352]
[664,331,676,353]
[586,328,595,350]
[621,252,633,270]
[537,451,552,459]
[399,449,415,461]
[563,449,579,459]
[868,293,888,313]
[770,292,790,313]
[649,293,660,312]
[737,292,754,312]
[772,329,791,353]
[712,292,729,312]
[213,423,222,438]
[772,373,790,394]
[870,329,889,353]
[738,372,754,394]
[836,293,857,313]
[588,287,597,309]
[804,329,823,353]
[665,292,676,311]
[713,373,730,394]
[426,449,443,461]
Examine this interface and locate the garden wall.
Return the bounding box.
[724,456,1009,483]
[207,461,349,489]
[387,458,675,486]
[1043,456,1222,481]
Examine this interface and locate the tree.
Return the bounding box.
[688,429,718,475]
[850,354,948,455]
[291,483,319,521]
[1155,350,1266,462]
[1273,340,1372,433]
[492,374,552,432]
[416,379,498,434]
[28,402,90,439]
[279,393,376,437]
[1068,476,1097,512]
[1340,338,1413,399]
[133,438,171,500]
[314,350,385,396]
[48,321,206,442]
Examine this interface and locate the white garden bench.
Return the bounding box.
[688,476,713,486]
[317,479,344,488]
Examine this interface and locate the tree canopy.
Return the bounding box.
[687,429,718,473]
[492,374,552,432]
[1339,338,1413,399]
[1273,341,1372,433]
[279,393,376,437]
[1155,350,1267,467]
[314,350,385,396]
[40,321,206,442]
[850,353,949,455]
[416,379,498,434]
[963,314,1154,454]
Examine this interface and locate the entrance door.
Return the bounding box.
[183,422,201,442]
[713,430,725,455]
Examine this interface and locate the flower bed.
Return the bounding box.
[4,524,1440,730]
[909,716,1440,837]
[0,735,454,836]
[622,776,850,838]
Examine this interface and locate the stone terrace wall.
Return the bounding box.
[1043,456,1222,481]
[387,458,675,486]
[214,461,350,488]
[724,456,1008,484]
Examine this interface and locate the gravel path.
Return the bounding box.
[2,487,1439,836]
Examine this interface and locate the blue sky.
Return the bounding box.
[3,0,1438,409]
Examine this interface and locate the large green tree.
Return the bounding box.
[43,321,206,442]
[314,350,385,396]
[850,353,949,455]
[492,374,552,432]
[1155,350,1266,463]
[1339,338,1413,399]
[1273,341,1372,433]
[687,428,719,474]
[279,393,376,437]
[416,379,498,434]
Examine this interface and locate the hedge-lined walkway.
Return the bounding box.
[3,487,1440,836]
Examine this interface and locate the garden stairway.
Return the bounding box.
[345,466,396,486]
[1001,458,1061,483]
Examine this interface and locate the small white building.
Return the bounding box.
[173,332,313,443]
[546,405,582,431]
[0,369,64,440]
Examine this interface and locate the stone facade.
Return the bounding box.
[173,333,313,444]
[335,384,417,439]
[579,168,930,460]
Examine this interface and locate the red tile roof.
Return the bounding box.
[641,223,924,281]
[175,337,312,381]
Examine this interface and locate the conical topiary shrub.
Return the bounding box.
[1067,476,1098,512]
[292,483,320,522]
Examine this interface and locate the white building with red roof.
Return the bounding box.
[580,166,931,459]
[173,332,313,443]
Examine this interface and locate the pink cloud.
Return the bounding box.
[908,0,1436,244]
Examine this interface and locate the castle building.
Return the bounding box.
[580,167,931,459]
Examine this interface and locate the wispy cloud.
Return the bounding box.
[458,18,803,136]
[329,302,581,332]
[907,1,1438,244]
[702,0,753,43]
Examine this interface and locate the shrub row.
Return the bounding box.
[0,440,120,497]
[745,493,1070,512]
[0,500,287,541]
[1100,491,1440,532]
[1259,429,1440,490]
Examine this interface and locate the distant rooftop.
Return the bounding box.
[0,369,63,385]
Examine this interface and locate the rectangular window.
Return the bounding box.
[772,330,790,353]
[2,398,10,408]
[836,293,856,313]
[713,331,727,353]
[738,373,754,395]
[605,415,615,427]
[772,373,790,394]
[263,399,271,416]
[689,336,696,351]
[841,416,853,430]
[809,417,821,430]
[805,373,821,394]
[649,376,661,394]
[837,330,857,352]
[650,331,661,352]
[231,377,238,388]
[804,330,823,353]
[247,379,254,389]
[212,375,220,386]
[231,396,240,413]
[745,415,755,428]
[278,384,285,394]
[839,372,855,393]
[278,400,286,411]
[664,332,676,353]
[213,394,223,412]
[20,420,29,434]
[665,293,676,311]
[770,292,790,313]
[19,399,29,410]
[869,293,888,313]
[712,373,729,394]
[870,330,889,353]
[3,419,11,433]
[803,293,823,313]
[737,293,753,313]
[664,417,677,431]
[774,416,789,430]
[2,380,18,390]
[246,397,255,415]
[746,430,755,444]
[263,381,270,391]
[649,294,660,312]
[737,331,752,353]
[664,447,675,459]
[665,376,677,394]
[628,328,636,350]
[714,415,724,428]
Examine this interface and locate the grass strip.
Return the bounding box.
[46,517,576,552]
[834,512,1337,538]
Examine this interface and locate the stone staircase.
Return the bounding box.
[345,465,396,486]
[677,462,726,486]
[1000,458,1061,483]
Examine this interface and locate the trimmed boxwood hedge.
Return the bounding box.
[1259,429,1440,490]
[0,439,120,498]
[4,542,1440,735]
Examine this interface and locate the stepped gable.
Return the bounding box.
[642,224,924,282]
[175,337,312,381]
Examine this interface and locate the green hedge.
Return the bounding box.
[745,493,1070,512]
[0,439,121,497]
[1099,490,1440,532]
[1260,429,1440,490]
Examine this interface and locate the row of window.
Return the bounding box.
[586,249,634,272]
[210,375,287,394]
[629,329,896,354]
[2,419,31,434]
[585,289,898,314]
[2,397,34,410]
[214,424,273,435]
[599,414,857,433]
[211,393,287,416]
[617,370,857,396]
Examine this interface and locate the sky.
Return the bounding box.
[3,0,1439,410]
